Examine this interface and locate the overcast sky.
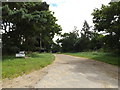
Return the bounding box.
[43,0,111,34]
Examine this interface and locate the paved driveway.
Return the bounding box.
[35,54,118,88]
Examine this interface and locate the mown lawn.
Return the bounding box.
[2,53,55,79]
[64,52,119,66]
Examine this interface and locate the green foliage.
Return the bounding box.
[57,21,103,52]
[2,2,62,54]
[92,2,120,53]
[2,53,55,79]
[59,29,79,52]
[89,33,104,50]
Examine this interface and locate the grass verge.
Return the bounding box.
[64,52,119,66]
[2,53,55,79]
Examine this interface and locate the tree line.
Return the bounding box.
[53,1,120,54]
[1,1,120,55]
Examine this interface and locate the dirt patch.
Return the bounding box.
[1,64,52,88]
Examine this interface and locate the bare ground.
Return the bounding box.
[1,54,119,88]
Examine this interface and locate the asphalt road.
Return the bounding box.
[35,54,118,88]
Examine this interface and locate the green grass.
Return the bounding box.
[0,61,1,80]
[64,52,119,66]
[2,53,55,79]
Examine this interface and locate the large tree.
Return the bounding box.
[1,2,62,54]
[92,2,120,52]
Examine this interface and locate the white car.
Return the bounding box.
[16,51,25,57]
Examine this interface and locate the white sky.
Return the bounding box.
[43,0,111,34]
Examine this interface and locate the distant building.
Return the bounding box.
[111,0,120,2]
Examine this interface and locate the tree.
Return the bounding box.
[92,2,120,53]
[90,33,104,50]
[76,20,92,51]
[2,2,62,54]
[81,20,91,38]
[58,27,79,52]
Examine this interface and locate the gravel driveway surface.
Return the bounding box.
[35,54,118,88]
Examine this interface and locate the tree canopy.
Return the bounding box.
[1,2,62,54]
[92,1,120,53]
